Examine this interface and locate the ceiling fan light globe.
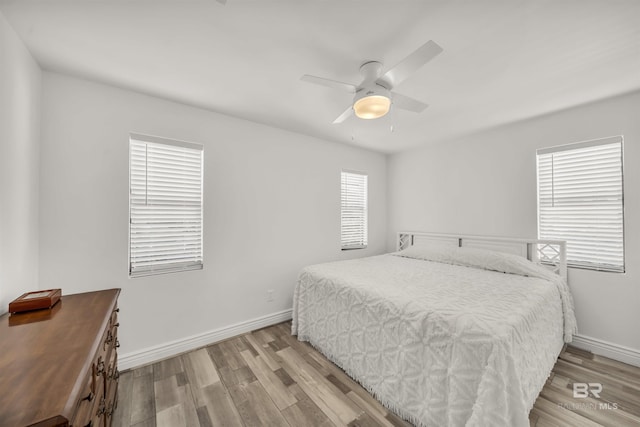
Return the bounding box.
[354,95,391,119]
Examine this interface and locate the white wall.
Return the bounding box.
[0,12,41,314]
[39,72,386,362]
[388,91,640,357]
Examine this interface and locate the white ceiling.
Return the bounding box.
[1,0,639,153]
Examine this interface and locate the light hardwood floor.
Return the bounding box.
[112,322,640,427]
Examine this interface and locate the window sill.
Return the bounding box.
[567,264,625,274]
[129,263,203,278]
[341,246,367,251]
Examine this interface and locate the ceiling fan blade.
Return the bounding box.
[301,75,357,93]
[378,40,443,88]
[332,106,353,124]
[391,92,428,113]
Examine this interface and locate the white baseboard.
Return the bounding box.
[119,309,293,371]
[571,334,640,367]
[119,316,640,371]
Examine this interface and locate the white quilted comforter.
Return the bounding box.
[292,252,576,427]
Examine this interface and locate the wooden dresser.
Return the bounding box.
[0,289,121,427]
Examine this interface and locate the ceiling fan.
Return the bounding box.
[301,40,443,123]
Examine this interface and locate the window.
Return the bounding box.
[537,136,624,272]
[341,170,368,250]
[129,133,203,277]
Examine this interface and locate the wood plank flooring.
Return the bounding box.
[112,322,640,427]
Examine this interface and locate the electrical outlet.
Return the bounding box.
[267,289,274,302]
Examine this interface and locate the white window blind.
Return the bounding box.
[537,136,624,272]
[341,170,368,250]
[129,133,203,277]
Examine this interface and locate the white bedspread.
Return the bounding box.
[292,253,576,427]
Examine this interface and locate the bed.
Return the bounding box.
[292,232,577,427]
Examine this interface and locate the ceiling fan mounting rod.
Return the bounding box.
[359,61,383,82]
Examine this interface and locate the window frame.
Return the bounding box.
[128,133,204,277]
[340,169,368,250]
[536,135,625,273]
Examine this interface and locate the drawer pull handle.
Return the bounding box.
[115,339,120,348]
[115,308,120,313]
[96,359,105,375]
[113,322,120,328]
[82,391,94,402]
[109,368,120,380]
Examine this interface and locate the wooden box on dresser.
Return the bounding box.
[0,289,121,427]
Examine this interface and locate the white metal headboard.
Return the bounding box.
[397,232,567,280]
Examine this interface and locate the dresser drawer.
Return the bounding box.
[70,369,98,427]
[90,387,107,427]
[104,368,119,427]
[106,349,118,391]
[72,382,104,427]
[76,346,108,427]
[109,307,119,330]
[101,323,115,355]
